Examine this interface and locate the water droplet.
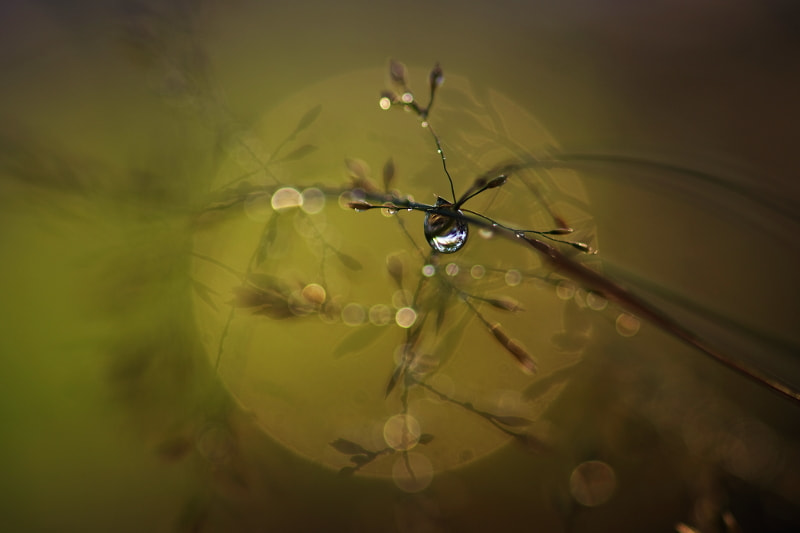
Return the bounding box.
[586,291,607,311]
[556,280,576,300]
[302,283,326,305]
[445,263,459,276]
[395,307,417,328]
[301,187,325,214]
[382,203,399,217]
[379,96,392,110]
[569,460,616,507]
[421,264,436,277]
[615,313,640,337]
[271,187,303,210]
[341,303,366,326]
[470,264,485,279]
[504,269,522,287]
[383,414,421,451]
[424,199,469,254]
[368,304,392,326]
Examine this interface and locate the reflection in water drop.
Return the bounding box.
[392,453,434,493]
[569,460,617,507]
[615,313,641,337]
[424,200,469,254]
[384,414,422,451]
[271,186,303,210]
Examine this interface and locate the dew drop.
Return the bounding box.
[478,227,494,239]
[395,307,417,328]
[569,460,617,507]
[424,199,469,254]
[556,280,576,300]
[382,203,399,217]
[586,291,608,311]
[504,269,522,287]
[615,313,640,337]
[368,304,392,326]
[470,264,485,279]
[383,414,421,451]
[301,187,325,214]
[341,303,366,326]
[271,187,303,210]
[421,264,436,277]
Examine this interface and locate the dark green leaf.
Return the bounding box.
[329,438,371,455]
[275,143,317,163]
[338,466,358,477]
[292,104,322,136]
[192,280,219,311]
[345,158,370,182]
[434,295,448,332]
[386,254,403,287]
[492,415,534,427]
[336,251,363,271]
[389,59,407,85]
[417,433,434,445]
[429,63,444,89]
[484,296,523,312]
[333,325,383,358]
[349,454,371,465]
[382,157,395,192]
[256,213,281,266]
[385,363,404,397]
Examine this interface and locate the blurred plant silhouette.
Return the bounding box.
[49,4,796,529]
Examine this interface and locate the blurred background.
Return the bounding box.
[1,1,799,532]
